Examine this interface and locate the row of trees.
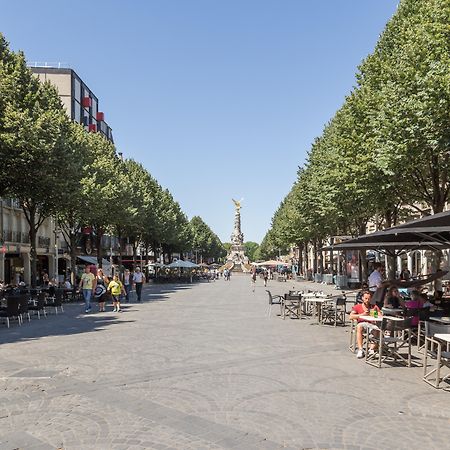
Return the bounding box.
[0,34,225,286]
[260,0,450,278]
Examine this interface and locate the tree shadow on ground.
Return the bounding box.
[0,282,205,345]
[0,304,137,345]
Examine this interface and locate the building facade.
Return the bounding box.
[0,65,115,285]
[30,66,114,142]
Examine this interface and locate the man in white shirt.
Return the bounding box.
[368,263,384,294]
[133,267,145,302]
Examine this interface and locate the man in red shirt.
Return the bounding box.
[349,290,381,358]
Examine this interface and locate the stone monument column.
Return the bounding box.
[226,199,249,271]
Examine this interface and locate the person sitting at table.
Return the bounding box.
[383,286,405,309]
[64,279,72,289]
[356,283,369,304]
[404,290,425,326]
[349,290,381,359]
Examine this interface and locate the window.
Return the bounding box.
[83,109,90,126]
[74,78,81,102]
[74,101,81,123]
[91,97,98,118]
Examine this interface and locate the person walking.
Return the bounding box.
[78,265,96,313]
[108,274,125,312]
[263,269,269,287]
[94,268,109,312]
[123,269,133,303]
[133,267,145,302]
[251,267,257,292]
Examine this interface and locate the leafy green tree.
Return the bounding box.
[81,132,122,267]
[0,51,76,286]
[244,242,259,262]
[190,216,225,262]
[56,122,92,284]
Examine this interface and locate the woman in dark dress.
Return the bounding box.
[94,269,109,312]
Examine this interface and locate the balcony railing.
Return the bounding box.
[38,236,51,248]
[2,198,21,209]
[2,230,30,244]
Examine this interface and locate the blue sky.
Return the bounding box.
[1,0,399,243]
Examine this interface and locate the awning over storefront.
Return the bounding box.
[77,255,112,275]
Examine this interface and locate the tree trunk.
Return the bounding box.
[304,241,309,276]
[117,232,123,279]
[70,232,78,286]
[357,222,368,283]
[312,240,318,274]
[95,227,103,268]
[318,240,324,274]
[297,242,304,276]
[386,255,396,280]
[29,213,37,288]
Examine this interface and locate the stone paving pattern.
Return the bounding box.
[0,275,449,449]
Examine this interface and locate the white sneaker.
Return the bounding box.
[356,349,365,359]
[113,308,117,312]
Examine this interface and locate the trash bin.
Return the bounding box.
[314,273,323,283]
[323,274,333,284]
[335,275,348,289]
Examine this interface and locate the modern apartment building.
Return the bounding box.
[0,65,115,285]
[30,66,114,142]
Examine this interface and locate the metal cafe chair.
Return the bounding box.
[0,296,22,328]
[265,290,283,317]
[45,289,65,314]
[28,292,47,319]
[423,321,450,389]
[18,294,31,323]
[366,317,413,368]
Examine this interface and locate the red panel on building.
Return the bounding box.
[82,97,92,107]
[88,124,97,132]
[96,112,104,121]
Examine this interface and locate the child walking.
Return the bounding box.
[108,274,125,312]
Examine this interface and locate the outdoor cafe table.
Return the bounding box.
[434,333,450,344]
[360,315,404,323]
[429,316,450,325]
[381,307,403,316]
[302,294,332,323]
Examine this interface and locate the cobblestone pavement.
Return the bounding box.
[0,275,449,450]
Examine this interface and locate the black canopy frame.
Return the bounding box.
[327,210,450,255]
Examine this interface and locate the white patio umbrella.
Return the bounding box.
[165,260,199,269]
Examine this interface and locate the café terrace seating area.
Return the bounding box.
[0,286,75,327]
[265,287,450,391]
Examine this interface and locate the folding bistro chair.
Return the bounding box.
[321,296,346,326]
[366,317,413,368]
[282,292,302,320]
[423,322,450,389]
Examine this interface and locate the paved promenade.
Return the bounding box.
[0,275,449,450]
